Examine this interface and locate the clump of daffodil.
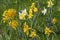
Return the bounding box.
[47,0,54,7]
[30,31,37,38]
[3,9,16,19]
[28,2,38,19]
[9,20,18,30]
[52,17,57,24]
[2,9,16,23]
[23,22,30,35]
[19,9,27,20]
[45,27,52,36]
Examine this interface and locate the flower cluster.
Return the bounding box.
[52,17,57,24]
[19,2,38,20]
[28,2,38,19]
[2,9,18,30]
[2,9,16,23]
[23,22,37,38]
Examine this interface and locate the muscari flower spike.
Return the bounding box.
[34,37,36,40]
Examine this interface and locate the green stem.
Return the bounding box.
[52,31,58,40]
[46,35,49,40]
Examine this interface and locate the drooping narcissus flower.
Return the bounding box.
[44,27,52,36]
[30,31,37,38]
[9,20,18,30]
[52,17,57,24]
[47,0,54,7]
[28,8,33,19]
[19,9,27,20]
[23,22,30,35]
[33,7,38,13]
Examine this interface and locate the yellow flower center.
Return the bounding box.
[19,13,26,20]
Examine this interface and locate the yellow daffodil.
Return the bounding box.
[45,27,52,36]
[9,20,18,30]
[28,13,33,19]
[33,7,38,13]
[23,22,30,35]
[29,8,33,14]
[47,0,54,7]
[52,17,57,24]
[28,9,33,19]
[30,31,37,38]
[3,9,16,19]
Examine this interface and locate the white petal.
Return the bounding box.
[22,9,27,15]
[41,8,47,15]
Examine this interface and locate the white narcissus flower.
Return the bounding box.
[19,9,27,15]
[19,9,27,20]
[41,7,47,15]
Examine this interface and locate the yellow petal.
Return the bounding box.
[33,7,38,13]
[45,27,52,36]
